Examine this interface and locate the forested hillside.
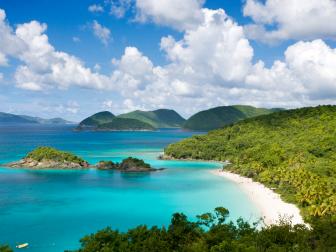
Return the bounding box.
[166,106,336,220]
[118,109,185,128]
[183,105,280,131]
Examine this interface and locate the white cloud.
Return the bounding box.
[0,9,27,65]
[135,0,205,30]
[102,100,113,109]
[246,40,336,100]
[65,101,80,114]
[2,7,336,116]
[0,11,113,91]
[109,0,132,18]
[88,4,104,13]
[243,0,336,43]
[92,20,111,45]
[160,9,253,83]
[0,52,7,66]
[285,40,336,99]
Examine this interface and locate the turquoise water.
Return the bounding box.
[0,125,261,251]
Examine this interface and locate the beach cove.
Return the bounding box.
[211,169,306,226]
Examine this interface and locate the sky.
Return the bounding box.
[1,0,336,121]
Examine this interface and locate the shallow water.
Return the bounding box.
[0,125,261,251]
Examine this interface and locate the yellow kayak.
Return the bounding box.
[16,243,29,249]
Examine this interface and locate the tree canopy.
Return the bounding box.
[166,105,336,220]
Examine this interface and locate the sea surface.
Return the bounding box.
[0,125,261,251]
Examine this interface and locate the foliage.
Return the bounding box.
[119,157,151,170]
[79,111,115,127]
[26,146,86,164]
[183,105,281,131]
[0,245,12,252]
[166,105,336,220]
[97,118,155,130]
[97,158,151,170]
[69,208,336,252]
[118,109,185,128]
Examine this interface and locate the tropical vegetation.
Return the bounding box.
[165,105,336,220]
[183,105,282,131]
[26,146,86,164]
[63,207,335,252]
[78,111,115,128]
[97,157,152,171]
[118,109,186,128]
[97,118,155,131]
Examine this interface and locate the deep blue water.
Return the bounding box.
[0,125,261,251]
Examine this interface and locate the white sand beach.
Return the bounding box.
[211,169,307,226]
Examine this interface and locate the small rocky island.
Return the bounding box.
[97,157,164,172]
[6,146,90,169]
[6,146,163,172]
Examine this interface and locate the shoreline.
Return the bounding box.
[211,169,307,226]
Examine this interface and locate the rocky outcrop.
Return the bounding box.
[6,158,90,169]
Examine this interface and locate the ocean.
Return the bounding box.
[0,125,261,251]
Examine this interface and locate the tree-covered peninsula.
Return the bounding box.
[165,105,336,221]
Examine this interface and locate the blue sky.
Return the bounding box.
[1,0,336,121]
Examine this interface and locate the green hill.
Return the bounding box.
[183,105,281,131]
[97,118,155,131]
[78,111,115,128]
[118,109,185,128]
[165,105,336,220]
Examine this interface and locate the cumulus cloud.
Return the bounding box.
[1,7,336,116]
[135,0,205,30]
[0,11,113,91]
[88,4,104,13]
[243,0,336,43]
[92,20,111,45]
[160,9,253,83]
[246,40,336,101]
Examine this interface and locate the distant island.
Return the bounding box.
[76,109,185,131]
[75,106,284,132]
[96,118,155,131]
[0,112,73,125]
[118,109,186,128]
[183,105,283,131]
[76,111,154,131]
[6,146,161,172]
